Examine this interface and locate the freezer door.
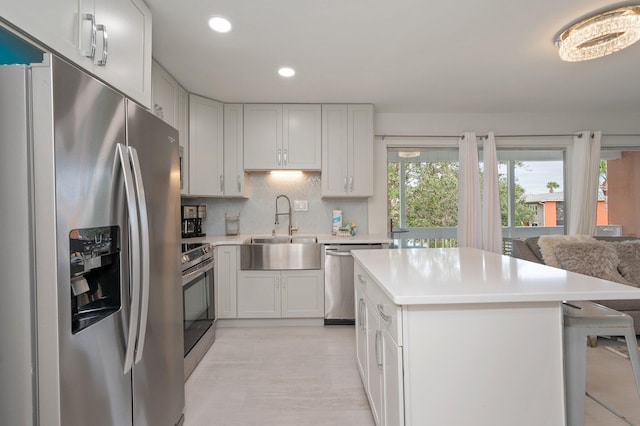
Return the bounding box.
[50,57,133,426]
[126,100,184,426]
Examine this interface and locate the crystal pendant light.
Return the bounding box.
[555,5,640,62]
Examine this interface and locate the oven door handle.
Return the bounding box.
[182,258,214,287]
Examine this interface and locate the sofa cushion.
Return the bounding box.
[612,241,640,286]
[537,234,595,268]
[594,299,640,311]
[525,237,543,262]
[554,241,630,285]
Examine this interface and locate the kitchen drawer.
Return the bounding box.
[355,264,402,346]
[377,293,401,346]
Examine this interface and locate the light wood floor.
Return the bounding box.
[184,327,640,426]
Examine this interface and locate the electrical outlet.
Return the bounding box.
[294,200,308,211]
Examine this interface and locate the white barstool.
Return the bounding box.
[563,301,640,426]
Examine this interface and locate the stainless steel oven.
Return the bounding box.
[181,243,215,379]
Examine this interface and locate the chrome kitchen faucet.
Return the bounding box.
[275,194,298,235]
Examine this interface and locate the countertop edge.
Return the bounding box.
[352,248,640,306]
[183,233,393,247]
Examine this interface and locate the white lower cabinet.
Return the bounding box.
[382,328,404,426]
[356,265,404,426]
[355,284,368,386]
[366,300,384,425]
[237,270,324,318]
[215,246,238,319]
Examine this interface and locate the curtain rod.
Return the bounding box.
[377,133,640,140]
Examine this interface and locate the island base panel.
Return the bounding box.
[402,302,565,426]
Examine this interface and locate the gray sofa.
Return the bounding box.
[512,236,640,335]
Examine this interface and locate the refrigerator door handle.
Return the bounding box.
[128,146,151,364]
[116,144,142,374]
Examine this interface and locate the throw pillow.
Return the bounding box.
[537,234,595,268]
[525,237,543,262]
[554,241,630,285]
[612,241,640,286]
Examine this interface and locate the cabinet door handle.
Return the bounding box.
[357,274,367,286]
[349,176,354,192]
[378,304,392,324]
[153,104,164,120]
[219,174,224,192]
[277,149,282,166]
[343,176,348,192]
[81,13,97,58]
[375,330,383,368]
[283,149,288,166]
[237,175,241,193]
[96,24,108,66]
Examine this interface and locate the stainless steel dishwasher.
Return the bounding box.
[324,244,384,325]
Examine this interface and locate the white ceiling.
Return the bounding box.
[147,0,640,114]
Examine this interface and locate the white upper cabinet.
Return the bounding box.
[322,104,374,197]
[151,61,189,194]
[282,104,322,170]
[243,104,281,170]
[177,86,189,195]
[244,104,321,171]
[151,60,178,127]
[3,0,152,107]
[189,95,224,197]
[223,104,248,197]
[3,1,82,64]
[89,0,151,107]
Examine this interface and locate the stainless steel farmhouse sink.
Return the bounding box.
[240,236,321,270]
[249,236,318,244]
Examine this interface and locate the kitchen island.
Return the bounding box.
[352,248,640,426]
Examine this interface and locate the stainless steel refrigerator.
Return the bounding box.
[0,54,184,426]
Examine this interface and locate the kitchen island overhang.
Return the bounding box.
[352,248,640,426]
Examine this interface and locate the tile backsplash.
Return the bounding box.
[183,172,368,236]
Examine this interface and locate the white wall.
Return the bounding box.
[367,111,640,234]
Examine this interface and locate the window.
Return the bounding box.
[496,150,565,239]
[388,149,458,248]
[599,149,640,237]
[388,147,567,250]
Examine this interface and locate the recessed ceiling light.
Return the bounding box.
[278,67,295,77]
[208,16,232,33]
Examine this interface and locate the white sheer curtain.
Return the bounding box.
[568,130,601,235]
[457,132,482,248]
[481,132,503,253]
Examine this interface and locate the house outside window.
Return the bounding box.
[599,149,640,237]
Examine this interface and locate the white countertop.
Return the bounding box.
[183,233,392,247]
[352,248,640,305]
